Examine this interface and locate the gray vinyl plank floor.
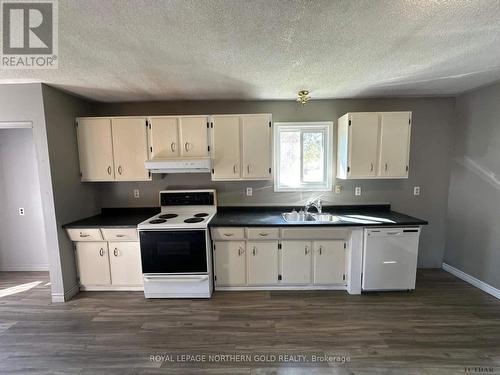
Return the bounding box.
[0,270,499,374]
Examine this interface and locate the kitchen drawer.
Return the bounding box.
[211,227,245,240]
[101,228,138,241]
[281,228,349,240]
[67,228,103,241]
[246,228,280,240]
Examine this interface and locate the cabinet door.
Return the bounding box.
[247,241,279,285]
[179,116,209,157]
[211,116,241,180]
[313,240,346,284]
[348,113,379,178]
[214,241,246,286]
[108,242,143,286]
[75,242,111,285]
[242,114,272,179]
[281,241,312,284]
[149,117,179,158]
[112,118,150,181]
[76,118,114,181]
[378,112,411,178]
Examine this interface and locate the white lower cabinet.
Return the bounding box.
[214,241,246,286]
[75,242,112,286]
[247,241,279,285]
[108,242,143,286]
[313,240,346,284]
[281,241,312,284]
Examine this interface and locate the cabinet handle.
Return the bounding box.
[113,248,119,256]
[305,246,309,255]
[79,233,90,238]
[107,166,112,175]
[370,163,374,172]
[185,142,191,152]
[252,247,256,256]
[118,166,123,175]
[238,247,244,256]
[99,248,105,257]
[171,142,176,152]
[247,164,250,174]
[259,233,268,237]
[115,234,125,238]
[385,163,388,171]
[233,164,238,174]
[319,246,322,255]
[223,233,233,237]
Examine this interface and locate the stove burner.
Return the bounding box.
[184,217,204,223]
[159,213,178,219]
[149,219,167,224]
[194,213,209,217]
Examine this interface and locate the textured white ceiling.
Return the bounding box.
[1,0,500,102]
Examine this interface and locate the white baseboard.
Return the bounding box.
[0,264,49,271]
[442,263,500,300]
[51,283,79,303]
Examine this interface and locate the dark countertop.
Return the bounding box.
[62,207,160,229]
[209,205,428,227]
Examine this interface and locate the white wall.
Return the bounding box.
[0,129,48,270]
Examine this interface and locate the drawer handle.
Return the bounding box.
[259,233,269,237]
[115,234,126,238]
[223,233,234,237]
[99,248,105,257]
[113,248,119,257]
[79,233,90,238]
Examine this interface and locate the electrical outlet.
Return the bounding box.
[246,187,253,197]
[354,187,362,196]
[19,208,25,216]
[413,186,421,196]
[133,189,140,199]
[334,185,342,194]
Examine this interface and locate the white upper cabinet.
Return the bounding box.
[211,115,241,180]
[241,114,272,179]
[148,116,209,159]
[149,117,179,158]
[77,118,115,181]
[112,118,150,181]
[336,111,411,179]
[211,114,272,181]
[76,117,151,182]
[378,112,411,178]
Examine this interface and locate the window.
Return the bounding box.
[274,122,333,191]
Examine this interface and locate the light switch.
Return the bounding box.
[355,187,362,196]
[133,189,140,198]
[246,187,253,197]
[413,186,421,196]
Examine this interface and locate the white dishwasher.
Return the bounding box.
[362,227,420,291]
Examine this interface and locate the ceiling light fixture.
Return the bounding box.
[297,90,310,105]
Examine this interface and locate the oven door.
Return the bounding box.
[139,230,208,274]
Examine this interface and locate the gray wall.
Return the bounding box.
[92,97,455,268]
[444,82,500,289]
[41,84,100,295]
[0,129,48,271]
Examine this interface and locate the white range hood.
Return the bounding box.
[144,158,211,174]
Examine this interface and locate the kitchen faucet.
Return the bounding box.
[304,197,322,214]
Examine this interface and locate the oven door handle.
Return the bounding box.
[143,275,209,283]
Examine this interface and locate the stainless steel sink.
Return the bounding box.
[281,212,340,223]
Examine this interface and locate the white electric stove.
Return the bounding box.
[138,190,217,298]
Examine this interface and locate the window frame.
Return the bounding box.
[273,121,333,192]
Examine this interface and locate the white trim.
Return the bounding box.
[0,121,33,129]
[79,285,144,292]
[216,285,346,291]
[442,263,500,300]
[51,283,80,303]
[0,264,49,271]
